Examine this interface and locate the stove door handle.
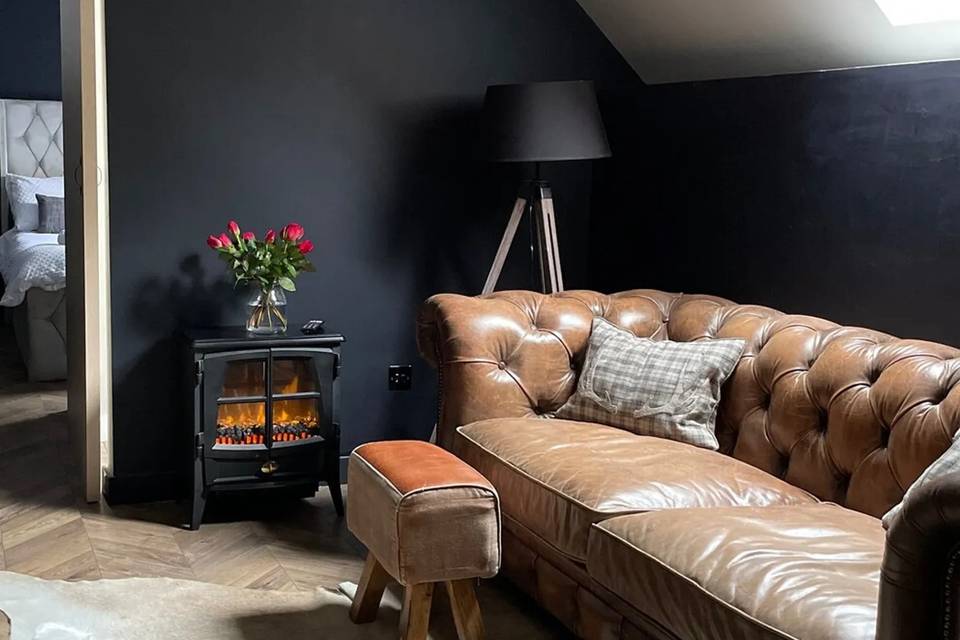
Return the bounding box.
[260,460,279,475]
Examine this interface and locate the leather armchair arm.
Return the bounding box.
[877,471,960,640]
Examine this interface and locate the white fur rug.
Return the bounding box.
[0,571,565,639]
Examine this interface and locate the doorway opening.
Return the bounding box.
[0,0,110,503]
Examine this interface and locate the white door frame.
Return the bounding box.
[63,0,112,503]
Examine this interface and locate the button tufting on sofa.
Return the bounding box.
[416,289,960,640]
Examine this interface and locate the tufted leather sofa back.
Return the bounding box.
[417,290,960,519]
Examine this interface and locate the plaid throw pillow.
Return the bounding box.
[557,318,745,450]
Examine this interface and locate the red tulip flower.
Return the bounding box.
[207,220,313,297]
[282,223,305,242]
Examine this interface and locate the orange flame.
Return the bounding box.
[217,374,318,427]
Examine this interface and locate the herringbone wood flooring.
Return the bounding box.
[0,331,365,590]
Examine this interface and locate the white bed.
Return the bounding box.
[0,99,66,381]
[0,229,65,306]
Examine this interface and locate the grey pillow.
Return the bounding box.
[557,318,745,450]
[36,194,65,233]
[6,174,64,230]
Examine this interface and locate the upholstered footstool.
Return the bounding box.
[347,440,501,640]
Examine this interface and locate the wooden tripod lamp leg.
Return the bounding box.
[540,187,563,292]
[531,197,549,292]
[482,181,565,295]
[533,198,555,293]
[350,553,392,624]
[482,196,527,295]
[533,183,564,294]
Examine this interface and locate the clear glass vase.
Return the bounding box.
[246,285,288,335]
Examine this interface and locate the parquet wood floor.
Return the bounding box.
[0,331,365,591]
[0,331,574,639]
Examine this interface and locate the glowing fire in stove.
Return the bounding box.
[215,371,320,445]
[216,397,318,427]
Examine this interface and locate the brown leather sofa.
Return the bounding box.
[417,289,960,640]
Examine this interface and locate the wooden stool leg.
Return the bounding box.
[446,579,485,640]
[0,609,9,640]
[400,582,435,640]
[350,553,392,624]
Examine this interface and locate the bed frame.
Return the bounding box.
[0,99,67,381]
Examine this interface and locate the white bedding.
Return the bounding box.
[0,228,65,306]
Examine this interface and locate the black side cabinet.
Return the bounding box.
[186,328,345,530]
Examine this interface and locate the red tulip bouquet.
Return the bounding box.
[207,220,315,334]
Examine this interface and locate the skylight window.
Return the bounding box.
[875,0,960,26]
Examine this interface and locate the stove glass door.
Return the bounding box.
[213,356,267,448]
[270,355,324,445]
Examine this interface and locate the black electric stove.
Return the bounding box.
[185,328,345,529]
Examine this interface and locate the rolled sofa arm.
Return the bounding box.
[877,471,960,640]
[415,291,578,450]
[415,294,446,369]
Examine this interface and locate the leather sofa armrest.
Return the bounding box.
[415,294,448,370]
[877,471,960,640]
[416,292,542,450]
[416,291,591,450]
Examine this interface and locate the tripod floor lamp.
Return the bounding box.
[481,80,611,295]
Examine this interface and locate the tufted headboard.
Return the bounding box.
[417,289,960,520]
[0,99,65,232]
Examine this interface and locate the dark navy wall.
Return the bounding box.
[0,0,61,99]
[104,0,642,498]
[591,60,960,346]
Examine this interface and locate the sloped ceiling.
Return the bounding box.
[577,0,960,83]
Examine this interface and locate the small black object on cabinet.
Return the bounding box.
[301,319,325,335]
[185,328,345,530]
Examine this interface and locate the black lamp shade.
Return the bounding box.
[483,80,612,163]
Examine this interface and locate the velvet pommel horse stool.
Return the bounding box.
[346,440,501,640]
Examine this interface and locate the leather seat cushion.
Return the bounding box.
[587,504,882,640]
[454,418,817,562]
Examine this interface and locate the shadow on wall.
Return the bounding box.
[111,255,241,486]
[376,100,486,291]
[365,100,545,442]
[360,100,487,443]
[373,98,553,295]
[130,254,239,335]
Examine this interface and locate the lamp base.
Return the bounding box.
[482,180,564,295]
